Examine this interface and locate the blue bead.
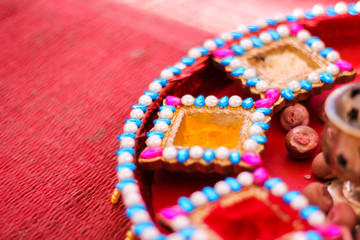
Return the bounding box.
[218,96,229,108]
[281,88,294,100]
[231,67,246,77]
[231,31,243,40]
[326,6,337,16]
[116,162,136,171]
[252,122,270,130]
[153,118,171,125]
[144,90,159,100]
[266,19,277,26]
[349,3,358,15]
[116,148,135,156]
[254,108,272,115]
[159,105,176,112]
[305,10,315,19]
[242,97,254,109]
[134,221,154,235]
[125,204,146,217]
[178,197,194,212]
[247,25,259,32]
[286,15,297,22]
[125,118,142,127]
[231,44,245,55]
[229,151,241,164]
[246,77,260,86]
[249,135,267,143]
[194,95,205,107]
[283,191,301,203]
[300,206,320,219]
[179,227,196,239]
[152,235,166,240]
[264,178,282,189]
[250,36,264,47]
[181,57,196,66]
[197,46,209,55]
[268,30,281,40]
[117,132,136,141]
[306,37,320,46]
[220,56,235,66]
[225,177,242,191]
[146,131,165,139]
[320,48,333,58]
[116,178,136,190]
[306,231,323,240]
[177,149,189,162]
[299,80,313,90]
[153,78,168,87]
[203,187,219,201]
[166,66,181,75]
[203,150,215,162]
[214,37,225,47]
[320,72,334,83]
[132,104,147,112]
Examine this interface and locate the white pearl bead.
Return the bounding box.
[130,108,144,119]
[139,95,152,106]
[256,19,268,29]
[181,94,195,106]
[160,69,174,80]
[141,227,160,240]
[327,51,340,62]
[277,25,290,37]
[120,137,135,148]
[290,195,308,210]
[249,125,263,136]
[117,152,133,164]
[159,108,173,118]
[174,62,187,70]
[190,229,209,240]
[271,182,288,196]
[154,121,169,132]
[190,191,208,206]
[236,24,249,34]
[131,210,150,224]
[214,181,232,195]
[326,64,340,75]
[312,4,326,16]
[148,82,162,93]
[215,147,230,160]
[308,211,326,226]
[229,58,242,68]
[124,122,138,133]
[335,1,348,14]
[293,8,305,19]
[117,168,134,181]
[243,139,258,151]
[122,183,139,196]
[163,146,177,159]
[240,38,253,50]
[288,80,301,92]
[220,32,233,42]
[311,40,325,51]
[290,232,307,240]
[189,146,204,159]
[307,72,320,84]
[259,32,272,44]
[297,30,311,42]
[172,215,190,231]
[205,95,218,107]
[251,112,265,122]
[123,192,142,207]
[356,1,360,12]
[274,13,286,22]
[243,69,256,79]
[229,95,242,107]
[167,233,185,240]
[255,80,269,92]
[146,135,162,147]
[203,39,217,50]
[236,171,254,186]
[188,48,202,59]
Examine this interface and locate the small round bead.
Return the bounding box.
[122,183,139,196]
[159,109,173,118]
[163,146,177,159]
[205,95,218,107]
[172,215,190,231]
[215,147,230,160]
[290,232,307,240]
[117,168,134,181]
[174,62,187,70]
[255,80,269,92]
[229,58,242,68]
[249,125,263,136]
[203,39,217,50]
[327,51,340,62]
[259,32,272,44]
[256,19,268,29]
[312,4,326,16]
[148,82,162,92]
[167,233,185,240]
[293,8,305,18]
[130,109,144,119]
[236,171,254,186]
[243,69,256,79]
[243,139,258,151]
[251,112,265,122]
[189,146,204,159]
[240,38,253,50]
[214,181,232,196]
[288,80,301,92]
[181,94,195,106]
[290,195,308,210]
[123,192,142,207]
[271,182,288,196]
[311,40,325,51]
[120,137,136,148]
[297,30,311,42]
[220,32,233,42]
[190,191,208,206]
[141,227,160,240]
[326,64,340,75]
[160,69,174,80]
[154,121,169,132]
[236,24,249,34]
[277,25,290,37]
[229,95,242,107]
[274,13,286,22]
[146,136,162,146]
[124,122,138,133]
[190,229,209,240]
[188,48,202,59]
[307,72,320,84]
[308,211,326,226]
[335,1,348,14]
[117,152,134,164]
[131,210,151,224]
[356,1,360,12]
[139,95,152,106]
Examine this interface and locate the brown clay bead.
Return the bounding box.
[303,182,333,213]
[327,202,357,230]
[312,152,335,180]
[285,126,319,160]
[280,103,310,131]
[319,99,328,123]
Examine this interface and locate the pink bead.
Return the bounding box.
[334,60,353,71]
[265,88,280,101]
[253,167,269,184]
[242,152,262,166]
[289,23,303,35]
[254,98,275,109]
[165,96,181,107]
[213,48,234,58]
[159,206,187,220]
[140,146,163,159]
[316,224,342,238]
